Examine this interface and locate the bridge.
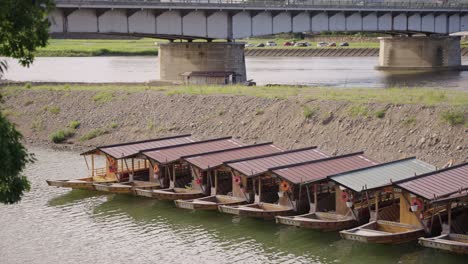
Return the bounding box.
[50,0,468,83]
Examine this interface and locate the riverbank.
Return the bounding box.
[1,84,466,167]
[35,38,468,57]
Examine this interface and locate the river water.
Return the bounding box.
[0,148,466,264]
[3,56,468,90]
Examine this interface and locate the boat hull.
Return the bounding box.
[276,212,358,232]
[46,178,97,190]
[419,234,468,255]
[174,195,247,210]
[135,188,205,200]
[219,203,295,220]
[93,181,160,194]
[340,220,425,244]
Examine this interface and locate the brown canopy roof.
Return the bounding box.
[271,152,378,185]
[226,147,329,177]
[81,134,193,159]
[140,137,244,165]
[184,143,283,171]
[396,163,468,201]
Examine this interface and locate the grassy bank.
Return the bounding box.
[35,38,380,57]
[3,84,467,107]
[35,39,159,57]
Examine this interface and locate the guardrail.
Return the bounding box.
[54,0,468,10]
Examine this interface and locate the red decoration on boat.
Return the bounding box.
[195,178,202,185]
[411,197,423,211]
[234,176,241,185]
[341,191,350,202]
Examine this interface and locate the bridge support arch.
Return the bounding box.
[159,42,246,83]
[376,36,465,71]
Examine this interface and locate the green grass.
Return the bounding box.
[402,116,417,125]
[440,109,466,126]
[303,105,319,119]
[50,129,75,143]
[45,105,61,114]
[348,105,369,117]
[3,84,468,106]
[374,109,386,119]
[36,38,160,57]
[109,122,119,129]
[69,120,81,129]
[31,118,44,132]
[79,128,107,141]
[93,91,114,104]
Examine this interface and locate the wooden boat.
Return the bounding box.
[339,220,425,244]
[419,233,468,255]
[46,177,103,190]
[276,212,358,232]
[218,203,295,219]
[174,195,247,210]
[93,181,160,194]
[135,187,205,200]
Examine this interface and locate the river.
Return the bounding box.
[0,148,466,264]
[3,56,468,90]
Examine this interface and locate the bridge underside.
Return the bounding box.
[50,8,468,40]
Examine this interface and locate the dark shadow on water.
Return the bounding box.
[381,70,463,88]
[47,189,105,207]
[88,195,465,263]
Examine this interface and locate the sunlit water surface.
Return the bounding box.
[3,56,468,90]
[0,148,466,264]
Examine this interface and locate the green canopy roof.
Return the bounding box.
[329,157,436,193]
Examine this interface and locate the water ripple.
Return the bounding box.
[1,147,467,264]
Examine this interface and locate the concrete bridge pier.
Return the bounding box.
[376,36,465,71]
[159,42,247,83]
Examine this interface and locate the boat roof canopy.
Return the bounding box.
[395,162,468,201]
[329,157,436,193]
[184,143,282,171]
[80,134,193,159]
[140,137,244,165]
[225,147,328,177]
[270,152,378,185]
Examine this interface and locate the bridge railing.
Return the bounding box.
[54,0,468,9]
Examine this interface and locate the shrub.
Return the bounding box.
[303,105,318,119]
[69,120,81,129]
[110,122,118,129]
[374,109,386,119]
[440,110,465,126]
[50,129,75,143]
[24,82,32,89]
[93,91,114,104]
[80,128,107,141]
[24,100,34,106]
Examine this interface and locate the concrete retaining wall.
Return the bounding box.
[159,42,246,82]
[377,36,462,70]
[244,47,468,57]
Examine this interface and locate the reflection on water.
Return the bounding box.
[0,148,466,264]
[3,56,468,90]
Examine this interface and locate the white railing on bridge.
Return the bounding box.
[54,0,468,9]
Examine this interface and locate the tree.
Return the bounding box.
[0,0,53,67]
[0,0,53,204]
[0,111,34,204]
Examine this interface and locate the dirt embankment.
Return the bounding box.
[2,89,467,167]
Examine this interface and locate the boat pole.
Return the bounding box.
[447,202,452,234]
[91,154,95,177]
[375,192,379,221]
